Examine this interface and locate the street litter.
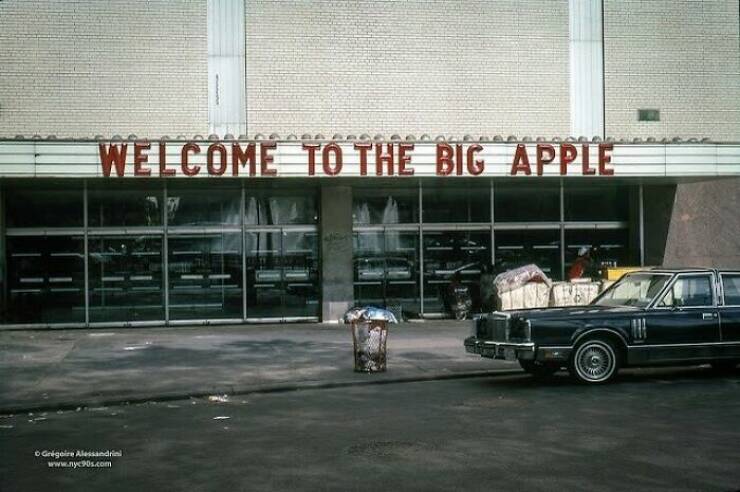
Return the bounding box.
[212,416,230,420]
[123,342,153,351]
[208,395,229,403]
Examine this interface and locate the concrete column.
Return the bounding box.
[0,188,5,322]
[663,179,740,268]
[643,184,677,266]
[320,185,354,322]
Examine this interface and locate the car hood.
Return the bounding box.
[503,305,641,321]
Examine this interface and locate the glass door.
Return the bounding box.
[353,227,421,317]
[167,233,243,321]
[89,235,164,323]
[422,230,490,314]
[246,227,319,321]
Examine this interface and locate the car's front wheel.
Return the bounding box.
[569,337,620,384]
[519,360,559,378]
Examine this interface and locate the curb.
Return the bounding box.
[0,368,521,416]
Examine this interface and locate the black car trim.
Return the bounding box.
[626,341,740,349]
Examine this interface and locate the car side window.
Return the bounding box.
[722,274,740,305]
[657,275,714,308]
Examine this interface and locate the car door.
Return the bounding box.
[718,272,740,358]
[643,272,720,362]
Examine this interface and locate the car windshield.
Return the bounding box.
[591,273,672,308]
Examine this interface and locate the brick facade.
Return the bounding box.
[604,0,740,141]
[0,0,208,139]
[244,0,570,138]
[0,0,738,141]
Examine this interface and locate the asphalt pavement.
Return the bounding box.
[0,321,517,413]
[2,366,740,492]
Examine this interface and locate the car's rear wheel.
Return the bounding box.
[519,360,559,378]
[569,337,620,384]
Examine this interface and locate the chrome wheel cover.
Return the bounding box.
[574,341,616,382]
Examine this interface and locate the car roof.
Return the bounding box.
[631,268,740,275]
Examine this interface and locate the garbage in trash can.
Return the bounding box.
[351,320,389,372]
[344,306,397,372]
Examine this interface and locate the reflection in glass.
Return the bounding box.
[6,186,83,227]
[88,183,163,227]
[657,275,714,308]
[168,234,242,320]
[423,231,490,313]
[594,273,671,308]
[246,230,319,319]
[353,189,418,224]
[353,230,420,316]
[423,187,489,223]
[564,228,636,276]
[495,230,562,279]
[245,193,318,225]
[564,185,629,221]
[6,236,85,323]
[494,184,560,222]
[168,187,241,226]
[89,236,164,322]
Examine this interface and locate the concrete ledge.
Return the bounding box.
[0,368,521,415]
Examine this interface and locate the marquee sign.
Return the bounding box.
[98,141,615,178]
[0,140,738,178]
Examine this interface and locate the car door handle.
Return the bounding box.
[702,312,717,320]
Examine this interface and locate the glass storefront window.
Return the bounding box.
[494,229,562,279]
[422,186,489,223]
[88,236,164,322]
[168,233,243,320]
[422,230,490,313]
[245,192,318,226]
[353,229,420,316]
[564,185,630,222]
[6,236,85,324]
[494,184,560,222]
[353,188,418,224]
[6,185,83,228]
[246,229,320,319]
[88,182,163,227]
[168,184,241,226]
[564,228,636,277]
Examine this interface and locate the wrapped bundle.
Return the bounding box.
[549,281,601,307]
[498,283,551,310]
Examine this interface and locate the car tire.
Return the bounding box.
[569,337,620,384]
[519,360,559,378]
[710,360,739,373]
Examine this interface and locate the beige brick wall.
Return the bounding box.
[604,0,740,141]
[0,0,208,139]
[245,0,571,138]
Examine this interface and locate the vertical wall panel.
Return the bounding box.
[569,0,605,138]
[208,0,247,137]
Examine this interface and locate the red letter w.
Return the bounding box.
[99,144,128,177]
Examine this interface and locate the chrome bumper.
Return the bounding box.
[464,336,536,361]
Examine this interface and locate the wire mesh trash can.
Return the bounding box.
[351,320,388,372]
